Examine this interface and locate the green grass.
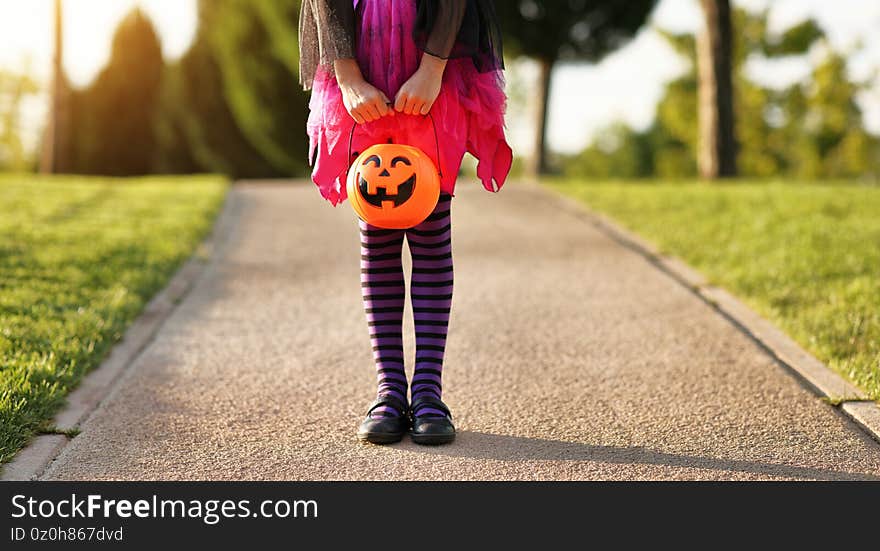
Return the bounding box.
[551,179,880,400]
[0,174,227,464]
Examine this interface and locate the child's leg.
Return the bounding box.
[406,194,454,417]
[360,221,407,417]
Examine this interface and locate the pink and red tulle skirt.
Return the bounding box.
[306,0,513,205]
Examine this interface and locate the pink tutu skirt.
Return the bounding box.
[307,0,513,205]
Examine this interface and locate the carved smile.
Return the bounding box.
[358,175,416,208]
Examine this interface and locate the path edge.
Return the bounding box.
[542,183,880,444]
[1,185,241,481]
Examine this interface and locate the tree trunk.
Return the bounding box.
[40,0,68,174]
[697,0,736,179]
[528,57,553,178]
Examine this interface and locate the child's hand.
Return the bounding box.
[334,59,393,124]
[394,55,447,115]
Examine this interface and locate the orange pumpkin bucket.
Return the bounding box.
[346,115,441,230]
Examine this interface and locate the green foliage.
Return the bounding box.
[0,175,227,465]
[498,1,659,174]
[496,0,659,62]
[789,51,878,179]
[204,0,310,176]
[153,64,202,175]
[69,9,164,175]
[564,122,653,179]
[0,69,39,171]
[555,179,880,399]
[62,2,309,178]
[762,18,824,57]
[564,9,880,180]
[155,2,281,178]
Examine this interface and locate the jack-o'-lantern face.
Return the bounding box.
[347,143,440,230]
[357,154,416,208]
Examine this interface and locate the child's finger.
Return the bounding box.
[404,95,417,115]
[375,99,390,117]
[364,105,379,122]
[394,92,407,112]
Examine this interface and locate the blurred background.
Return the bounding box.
[2,0,878,181]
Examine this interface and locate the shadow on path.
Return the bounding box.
[405,431,880,481]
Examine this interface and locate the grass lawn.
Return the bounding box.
[552,179,880,400]
[0,174,227,465]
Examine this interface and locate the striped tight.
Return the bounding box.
[359,194,453,418]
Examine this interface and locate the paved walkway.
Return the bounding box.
[44,181,880,480]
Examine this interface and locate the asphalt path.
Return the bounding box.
[43,181,880,480]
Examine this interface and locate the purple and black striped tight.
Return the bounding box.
[359,194,453,418]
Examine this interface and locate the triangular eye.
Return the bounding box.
[363,155,381,167]
[391,156,412,167]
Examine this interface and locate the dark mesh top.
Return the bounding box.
[299,0,503,90]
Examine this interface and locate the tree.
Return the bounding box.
[563,9,880,181]
[0,69,40,171]
[562,121,653,179]
[204,0,310,176]
[155,1,281,178]
[71,0,309,178]
[697,0,736,178]
[787,49,879,179]
[40,0,70,174]
[71,9,164,175]
[496,0,658,176]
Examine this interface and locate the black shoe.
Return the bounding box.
[357,395,410,445]
[410,396,456,445]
